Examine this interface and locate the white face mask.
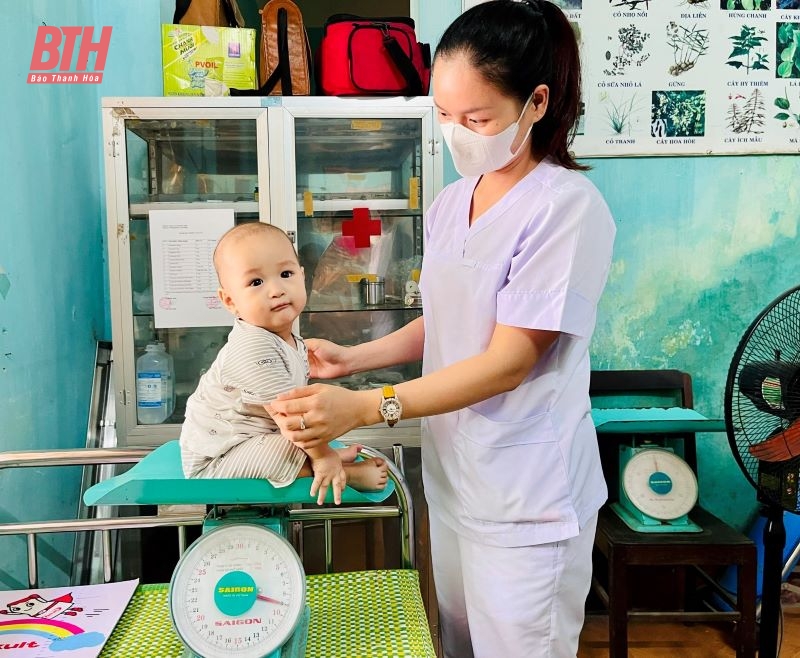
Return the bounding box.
[439,95,534,177]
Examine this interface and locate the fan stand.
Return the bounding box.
[759,501,786,658]
[722,284,800,657]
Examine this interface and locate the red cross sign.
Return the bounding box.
[341,207,382,248]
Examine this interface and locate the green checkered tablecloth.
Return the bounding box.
[305,570,434,658]
[99,584,184,657]
[100,570,435,658]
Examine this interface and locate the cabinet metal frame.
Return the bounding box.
[102,97,441,448]
[103,98,269,445]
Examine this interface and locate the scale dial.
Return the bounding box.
[621,448,699,521]
[169,523,305,658]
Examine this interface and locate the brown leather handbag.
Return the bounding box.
[173,0,244,28]
[257,0,312,95]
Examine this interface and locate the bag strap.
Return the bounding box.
[221,0,245,27]
[325,14,415,29]
[173,0,191,23]
[275,7,293,95]
[173,0,244,26]
[380,25,423,96]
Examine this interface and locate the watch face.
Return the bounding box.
[383,400,400,418]
[381,399,402,420]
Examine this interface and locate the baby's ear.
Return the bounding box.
[218,287,236,314]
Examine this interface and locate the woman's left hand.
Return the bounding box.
[267,383,374,450]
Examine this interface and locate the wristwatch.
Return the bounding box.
[379,385,403,427]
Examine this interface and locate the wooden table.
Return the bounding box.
[592,505,756,658]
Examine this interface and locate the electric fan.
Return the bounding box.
[725,284,800,658]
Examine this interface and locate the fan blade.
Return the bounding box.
[749,417,800,462]
[739,361,800,419]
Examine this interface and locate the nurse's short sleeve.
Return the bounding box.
[496,183,615,338]
[220,333,292,405]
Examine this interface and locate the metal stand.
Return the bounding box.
[759,503,786,658]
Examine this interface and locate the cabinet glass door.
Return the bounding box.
[123,116,261,431]
[290,114,426,391]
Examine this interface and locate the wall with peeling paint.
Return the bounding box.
[0,1,162,588]
[1,0,797,589]
[0,1,104,589]
[587,156,800,530]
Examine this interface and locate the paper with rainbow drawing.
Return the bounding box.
[0,579,137,656]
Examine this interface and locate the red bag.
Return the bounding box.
[317,15,431,96]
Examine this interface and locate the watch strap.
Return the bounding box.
[380,385,401,427]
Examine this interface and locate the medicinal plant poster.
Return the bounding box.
[0,579,138,656]
[469,0,800,156]
[566,0,800,155]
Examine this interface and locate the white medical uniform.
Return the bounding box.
[419,157,616,657]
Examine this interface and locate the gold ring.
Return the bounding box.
[299,414,306,430]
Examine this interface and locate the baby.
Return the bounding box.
[179,222,388,504]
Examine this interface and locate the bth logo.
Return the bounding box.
[29,26,112,84]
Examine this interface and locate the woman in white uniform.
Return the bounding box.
[269,1,616,655]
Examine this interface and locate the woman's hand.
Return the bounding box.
[304,338,351,380]
[267,383,378,450]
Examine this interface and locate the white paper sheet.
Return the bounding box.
[149,208,235,328]
[0,578,139,657]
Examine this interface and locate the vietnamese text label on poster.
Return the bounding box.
[467,1,800,156]
[558,0,800,156]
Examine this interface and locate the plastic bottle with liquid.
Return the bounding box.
[136,343,175,424]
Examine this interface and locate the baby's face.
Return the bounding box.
[217,231,306,339]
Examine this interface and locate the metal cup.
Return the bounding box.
[360,277,385,305]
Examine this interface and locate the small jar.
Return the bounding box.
[359,277,385,305]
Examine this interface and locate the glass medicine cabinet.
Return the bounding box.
[102,97,442,446]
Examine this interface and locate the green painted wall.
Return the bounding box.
[0,0,105,589]
[0,0,162,588]
[587,156,800,530]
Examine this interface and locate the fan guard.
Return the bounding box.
[725,284,800,512]
[724,284,800,658]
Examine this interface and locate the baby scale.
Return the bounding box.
[611,442,702,533]
[591,406,728,534]
[84,440,396,658]
[168,513,307,658]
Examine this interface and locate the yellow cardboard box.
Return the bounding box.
[162,24,256,96]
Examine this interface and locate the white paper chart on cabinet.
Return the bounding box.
[550,0,800,156]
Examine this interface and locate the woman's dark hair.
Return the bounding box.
[435,0,586,170]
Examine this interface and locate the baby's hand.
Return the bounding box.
[310,452,347,506]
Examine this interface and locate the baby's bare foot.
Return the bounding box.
[344,458,388,492]
[336,443,363,463]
